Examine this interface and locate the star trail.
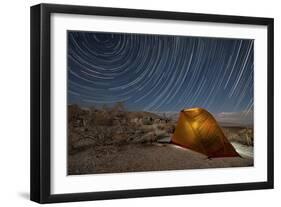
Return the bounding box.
[67,31,254,117]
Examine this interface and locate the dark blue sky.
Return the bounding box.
[67,31,253,115]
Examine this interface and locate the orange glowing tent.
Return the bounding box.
[171,108,240,158]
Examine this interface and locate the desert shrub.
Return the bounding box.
[91,112,113,126]
[155,132,168,140]
[156,123,175,133]
[143,119,153,125]
[140,132,157,143]
[223,127,254,146]
[157,125,165,130]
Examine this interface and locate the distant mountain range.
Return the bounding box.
[153,110,253,127]
[152,111,179,121]
[78,105,252,128]
[215,111,253,128]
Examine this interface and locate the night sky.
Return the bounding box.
[67,31,253,121]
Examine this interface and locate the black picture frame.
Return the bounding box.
[30,3,274,204]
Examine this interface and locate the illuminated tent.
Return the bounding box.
[171,108,240,158]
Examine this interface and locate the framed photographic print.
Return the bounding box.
[30,3,274,203]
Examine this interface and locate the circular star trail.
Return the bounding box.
[68,31,253,115]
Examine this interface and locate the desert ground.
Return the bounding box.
[68,104,253,175]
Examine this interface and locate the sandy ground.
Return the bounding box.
[68,142,253,175]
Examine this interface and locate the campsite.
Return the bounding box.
[67,31,254,175]
[68,104,253,175]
